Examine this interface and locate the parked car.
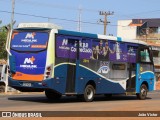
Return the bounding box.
[0,64,7,93]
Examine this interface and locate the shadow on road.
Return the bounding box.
[8,95,152,104]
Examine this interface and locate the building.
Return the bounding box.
[117,18,160,83]
[117,18,160,41]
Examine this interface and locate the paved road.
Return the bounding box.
[0,91,160,112]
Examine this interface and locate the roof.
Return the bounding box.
[129,18,160,27]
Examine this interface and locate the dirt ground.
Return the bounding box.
[156,81,160,90]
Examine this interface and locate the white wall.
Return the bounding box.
[117,20,137,39]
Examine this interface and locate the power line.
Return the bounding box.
[13,0,99,13]
[1,0,160,18]
[0,10,119,26]
[2,10,148,28]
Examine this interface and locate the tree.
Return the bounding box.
[0,26,7,60]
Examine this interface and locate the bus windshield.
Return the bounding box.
[10,31,49,52]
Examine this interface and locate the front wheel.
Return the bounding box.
[136,84,148,100]
[83,85,95,102]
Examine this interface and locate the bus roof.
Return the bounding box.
[16,23,147,45]
[18,23,62,29]
[58,29,147,45]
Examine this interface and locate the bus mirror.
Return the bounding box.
[9,55,16,74]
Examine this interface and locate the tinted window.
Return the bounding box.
[79,39,92,59]
[56,35,78,59]
[140,48,151,62]
[91,39,111,61]
[112,64,126,70]
[109,42,126,62]
[127,45,138,63]
[56,35,92,59]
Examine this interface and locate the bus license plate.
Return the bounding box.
[22,83,32,87]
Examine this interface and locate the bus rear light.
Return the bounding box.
[44,64,53,79]
[46,72,50,76]
[47,66,51,71]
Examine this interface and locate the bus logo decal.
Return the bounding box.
[20,56,37,69]
[24,56,35,64]
[97,66,109,74]
[21,32,37,43]
[62,39,68,46]
[25,33,36,39]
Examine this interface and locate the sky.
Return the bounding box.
[0,0,160,36]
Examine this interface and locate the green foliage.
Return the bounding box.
[0,26,7,60]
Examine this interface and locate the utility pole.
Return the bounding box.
[11,0,15,30]
[48,17,51,23]
[77,5,82,32]
[99,11,114,35]
[5,0,15,93]
[146,28,150,42]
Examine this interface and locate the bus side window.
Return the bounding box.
[112,63,126,70]
[140,49,151,63]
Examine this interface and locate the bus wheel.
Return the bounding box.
[136,84,148,100]
[83,85,95,102]
[0,85,5,93]
[45,90,61,100]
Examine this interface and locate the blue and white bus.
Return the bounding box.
[6,23,155,102]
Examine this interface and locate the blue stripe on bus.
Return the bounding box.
[117,37,122,41]
[58,30,98,39]
[45,63,126,94]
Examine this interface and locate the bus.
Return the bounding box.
[6,23,155,102]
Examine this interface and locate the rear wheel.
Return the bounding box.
[0,85,5,93]
[82,85,95,102]
[45,90,62,100]
[137,84,148,100]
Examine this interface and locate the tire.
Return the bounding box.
[0,85,5,93]
[83,85,95,102]
[136,84,148,100]
[45,90,62,100]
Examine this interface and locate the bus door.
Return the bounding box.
[136,46,154,91]
[65,38,80,93]
[127,63,136,92]
[126,45,138,92]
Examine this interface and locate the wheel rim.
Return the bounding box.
[141,87,147,98]
[86,88,93,100]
